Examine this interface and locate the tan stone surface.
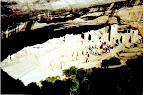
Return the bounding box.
[114,5,143,22]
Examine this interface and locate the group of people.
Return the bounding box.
[88,41,113,56]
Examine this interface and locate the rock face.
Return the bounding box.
[1,0,143,87]
[114,5,143,22]
[1,0,126,15]
[1,1,143,39]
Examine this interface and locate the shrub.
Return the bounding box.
[45,76,60,83]
[101,57,121,68]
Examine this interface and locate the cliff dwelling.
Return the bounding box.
[1,0,143,94]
